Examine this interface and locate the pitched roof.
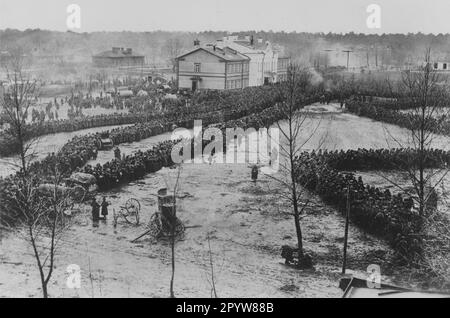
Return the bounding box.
[218,39,284,55]
[176,46,249,62]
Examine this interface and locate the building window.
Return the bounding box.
[444,63,448,70]
[434,63,439,70]
[194,63,201,73]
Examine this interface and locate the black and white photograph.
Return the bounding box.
[1,0,450,301]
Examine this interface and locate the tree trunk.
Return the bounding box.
[17,126,27,176]
[290,153,303,259]
[293,203,303,258]
[30,226,47,298]
[42,282,48,298]
[170,234,175,298]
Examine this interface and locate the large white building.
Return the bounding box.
[216,35,289,87]
[176,43,250,91]
[175,36,290,91]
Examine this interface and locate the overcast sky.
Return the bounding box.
[0,0,449,34]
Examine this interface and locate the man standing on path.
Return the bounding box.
[91,198,100,227]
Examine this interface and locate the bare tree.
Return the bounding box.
[382,49,450,217]
[0,47,39,175]
[4,161,73,298]
[0,47,73,298]
[263,64,326,268]
[164,166,182,298]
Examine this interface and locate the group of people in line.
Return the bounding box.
[83,140,174,191]
[294,149,427,255]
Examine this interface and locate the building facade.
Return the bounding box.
[217,35,290,86]
[431,61,450,71]
[277,57,290,82]
[176,46,250,91]
[92,47,145,68]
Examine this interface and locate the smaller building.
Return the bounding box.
[92,47,145,68]
[176,44,250,91]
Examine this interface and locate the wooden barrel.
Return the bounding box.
[161,203,176,220]
[157,188,175,213]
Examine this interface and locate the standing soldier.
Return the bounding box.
[91,198,100,227]
[114,147,121,161]
[101,197,110,220]
[251,164,259,183]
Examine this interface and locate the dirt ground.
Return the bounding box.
[0,162,396,298]
[0,103,447,298]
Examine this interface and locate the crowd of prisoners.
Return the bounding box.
[2,77,450,262]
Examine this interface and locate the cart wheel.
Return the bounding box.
[71,185,86,202]
[174,218,185,236]
[148,213,162,237]
[123,199,138,224]
[125,198,140,214]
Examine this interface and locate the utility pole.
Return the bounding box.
[342,50,352,71]
[375,46,378,68]
[366,48,370,68]
[342,183,351,274]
